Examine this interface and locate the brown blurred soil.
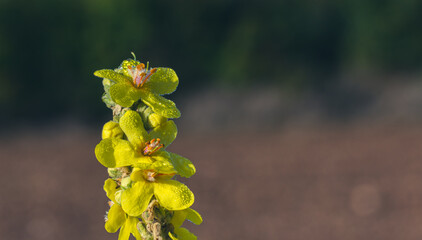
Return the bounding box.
[1,123,422,240]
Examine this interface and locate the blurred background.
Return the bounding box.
[1,0,422,239]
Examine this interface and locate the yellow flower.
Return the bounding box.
[120,166,194,217]
[95,110,195,178]
[94,58,180,118]
[103,179,143,240]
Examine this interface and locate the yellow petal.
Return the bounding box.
[170,228,197,240]
[186,208,203,225]
[169,153,196,178]
[103,178,118,202]
[105,204,126,233]
[110,82,143,107]
[149,120,177,148]
[95,138,136,168]
[139,90,181,119]
[143,67,179,95]
[121,180,154,217]
[153,180,194,210]
[118,219,131,240]
[94,69,132,84]
[128,217,143,240]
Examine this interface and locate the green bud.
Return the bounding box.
[121,176,132,190]
[102,121,124,139]
[107,168,122,179]
[114,190,122,205]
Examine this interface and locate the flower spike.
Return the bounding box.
[94,54,200,240]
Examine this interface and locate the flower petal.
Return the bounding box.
[118,219,131,240]
[171,210,188,229]
[128,217,143,240]
[104,178,118,202]
[171,208,202,229]
[119,110,149,149]
[149,120,177,148]
[169,153,196,178]
[150,160,177,175]
[105,204,126,233]
[94,69,132,84]
[153,180,194,210]
[121,180,154,217]
[95,138,136,168]
[169,228,197,240]
[185,208,203,225]
[143,68,179,95]
[110,82,143,107]
[139,90,181,119]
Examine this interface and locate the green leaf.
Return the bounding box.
[139,90,181,119]
[94,69,132,84]
[169,153,196,178]
[121,180,154,217]
[110,83,143,108]
[153,180,194,210]
[149,120,177,148]
[105,204,126,233]
[143,68,179,95]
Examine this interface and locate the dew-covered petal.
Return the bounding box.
[150,160,177,175]
[139,90,181,119]
[169,153,196,178]
[105,204,126,233]
[149,120,177,148]
[121,180,154,217]
[143,68,179,95]
[94,69,132,84]
[110,82,143,107]
[119,110,149,149]
[104,178,118,202]
[95,138,136,168]
[153,180,194,210]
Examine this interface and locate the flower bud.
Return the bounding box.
[121,176,132,190]
[114,190,122,205]
[148,113,167,128]
[102,121,124,139]
[107,168,122,179]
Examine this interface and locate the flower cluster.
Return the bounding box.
[94,55,202,240]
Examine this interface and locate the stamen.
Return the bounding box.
[142,138,164,156]
[145,170,157,182]
[128,64,157,88]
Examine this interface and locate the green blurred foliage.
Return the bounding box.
[0,0,421,123]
